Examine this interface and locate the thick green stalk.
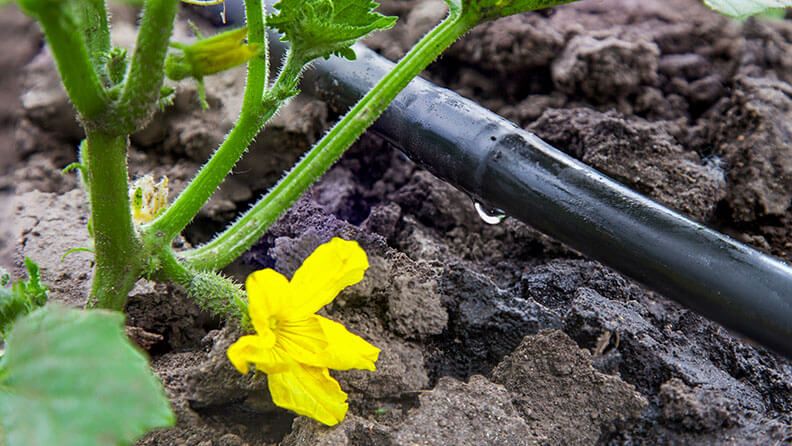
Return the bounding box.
[181,13,475,271]
[84,132,143,310]
[116,0,179,133]
[149,51,303,242]
[20,4,108,121]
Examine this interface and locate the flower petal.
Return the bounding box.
[246,268,291,331]
[289,238,369,318]
[276,317,328,362]
[277,315,380,371]
[227,333,299,375]
[253,344,299,374]
[267,365,348,426]
[315,316,380,371]
[226,334,273,374]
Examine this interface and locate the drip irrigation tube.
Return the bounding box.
[216,6,792,358]
[292,43,792,358]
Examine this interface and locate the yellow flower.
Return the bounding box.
[227,238,380,426]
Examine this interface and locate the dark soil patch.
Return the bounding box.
[4,1,792,445]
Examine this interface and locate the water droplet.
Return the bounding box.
[474,202,506,225]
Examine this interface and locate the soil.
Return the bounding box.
[2,1,792,445]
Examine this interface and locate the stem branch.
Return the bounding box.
[116,0,180,133]
[182,13,473,270]
[70,0,111,73]
[149,51,304,242]
[25,6,108,120]
[242,0,268,110]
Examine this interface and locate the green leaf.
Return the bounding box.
[0,258,48,339]
[0,289,28,341]
[703,0,791,17]
[0,306,175,446]
[14,258,47,308]
[269,0,397,62]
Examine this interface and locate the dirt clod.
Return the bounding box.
[704,76,792,222]
[552,31,660,103]
[492,330,647,445]
[530,108,726,221]
[394,375,543,446]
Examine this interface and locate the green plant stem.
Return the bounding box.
[155,249,194,287]
[155,248,248,323]
[181,12,474,271]
[242,0,268,110]
[148,51,304,242]
[116,0,179,133]
[23,5,108,121]
[84,132,143,310]
[69,0,111,73]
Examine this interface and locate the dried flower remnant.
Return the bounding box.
[227,238,380,425]
[130,175,169,224]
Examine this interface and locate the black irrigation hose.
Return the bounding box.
[294,45,792,358]
[216,6,792,358]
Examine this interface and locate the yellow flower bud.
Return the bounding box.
[165,27,261,81]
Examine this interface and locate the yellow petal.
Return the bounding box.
[267,365,348,426]
[226,334,297,375]
[315,316,380,371]
[226,334,273,374]
[246,268,291,331]
[276,315,380,371]
[252,344,299,374]
[289,238,369,318]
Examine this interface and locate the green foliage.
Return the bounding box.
[0,259,48,339]
[158,85,177,110]
[106,47,128,85]
[0,306,175,446]
[16,0,56,13]
[703,0,791,17]
[758,7,787,17]
[269,0,397,62]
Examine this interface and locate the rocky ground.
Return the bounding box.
[2,0,791,445]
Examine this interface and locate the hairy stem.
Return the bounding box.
[69,0,111,73]
[116,0,179,133]
[181,13,473,270]
[149,51,304,242]
[84,132,143,311]
[155,249,248,322]
[242,0,268,110]
[21,4,108,121]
